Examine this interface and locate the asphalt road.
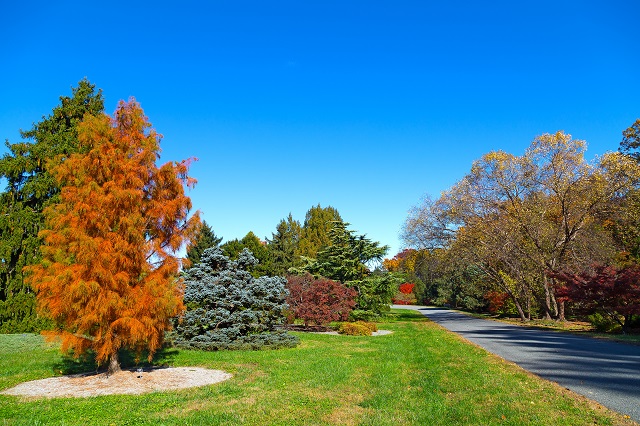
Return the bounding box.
[394,305,640,422]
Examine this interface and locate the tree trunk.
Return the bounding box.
[542,276,553,320]
[505,289,528,322]
[107,351,121,376]
[557,300,565,321]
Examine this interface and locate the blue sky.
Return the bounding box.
[1,1,638,257]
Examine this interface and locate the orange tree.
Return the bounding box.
[27,99,199,374]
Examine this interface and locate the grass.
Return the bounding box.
[0,310,636,426]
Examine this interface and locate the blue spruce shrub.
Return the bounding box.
[173,247,299,350]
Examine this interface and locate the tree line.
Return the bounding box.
[396,127,640,332]
[0,80,401,373]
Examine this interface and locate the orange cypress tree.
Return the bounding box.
[27,98,199,374]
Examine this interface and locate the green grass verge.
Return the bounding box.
[0,310,635,425]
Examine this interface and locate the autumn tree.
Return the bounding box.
[0,79,104,332]
[551,265,640,333]
[619,118,640,162]
[403,132,640,321]
[26,99,199,374]
[186,220,222,267]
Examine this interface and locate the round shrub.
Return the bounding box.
[338,322,372,336]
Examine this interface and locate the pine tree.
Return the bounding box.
[0,79,104,332]
[186,220,222,267]
[26,99,199,374]
[267,213,302,275]
[173,247,298,350]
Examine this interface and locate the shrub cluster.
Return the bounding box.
[172,248,299,351]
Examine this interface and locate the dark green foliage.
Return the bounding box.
[312,221,389,283]
[185,220,222,267]
[0,79,104,332]
[173,247,298,351]
[350,273,399,318]
[303,221,393,318]
[221,231,272,277]
[267,213,302,276]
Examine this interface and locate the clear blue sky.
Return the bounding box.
[1,1,638,257]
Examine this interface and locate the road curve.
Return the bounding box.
[393,305,640,422]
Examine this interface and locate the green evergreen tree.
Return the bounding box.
[267,213,302,275]
[312,221,388,283]
[308,222,393,318]
[297,204,342,259]
[221,231,271,277]
[173,247,298,351]
[0,79,104,332]
[186,220,223,267]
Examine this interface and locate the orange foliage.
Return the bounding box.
[26,99,200,370]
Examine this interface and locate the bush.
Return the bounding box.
[173,248,299,351]
[286,274,357,326]
[587,312,622,333]
[356,321,378,332]
[349,273,398,317]
[338,322,372,336]
[349,309,377,322]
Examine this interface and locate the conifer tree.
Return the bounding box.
[0,79,104,332]
[174,247,298,350]
[297,204,342,259]
[267,213,302,275]
[26,99,199,374]
[186,220,222,267]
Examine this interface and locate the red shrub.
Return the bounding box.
[484,291,508,314]
[398,283,415,295]
[286,274,357,326]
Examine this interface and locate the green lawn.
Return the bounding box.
[0,309,635,425]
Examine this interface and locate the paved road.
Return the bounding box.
[394,305,640,422]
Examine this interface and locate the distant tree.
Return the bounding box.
[267,214,302,276]
[26,99,199,374]
[297,204,342,258]
[286,274,356,327]
[173,247,298,350]
[403,132,640,321]
[620,119,640,162]
[551,265,640,333]
[0,79,104,333]
[304,221,392,318]
[222,231,271,277]
[312,221,388,283]
[186,220,222,267]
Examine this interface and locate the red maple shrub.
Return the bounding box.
[484,291,508,314]
[550,264,640,332]
[286,274,357,327]
[393,282,417,305]
[398,283,415,294]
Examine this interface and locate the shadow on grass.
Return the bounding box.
[53,345,180,375]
